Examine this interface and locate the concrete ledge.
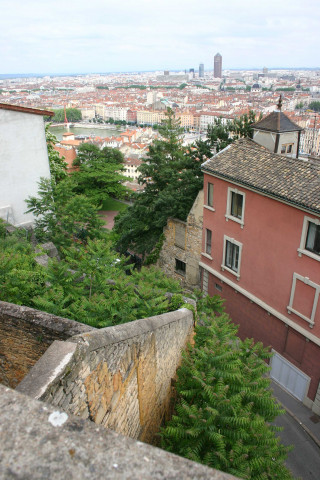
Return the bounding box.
[0,300,95,337]
[0,385,239,480]
[16,341,79,400]
[71,308,194,352]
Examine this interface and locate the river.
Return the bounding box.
[49,124,124,141]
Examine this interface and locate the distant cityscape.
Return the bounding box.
[1,53,320,192]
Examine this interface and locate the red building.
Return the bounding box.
[200,115,320,414]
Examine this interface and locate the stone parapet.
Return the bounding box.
[0,384,240,480]
[0,301,94,388]
[17,308,195,443]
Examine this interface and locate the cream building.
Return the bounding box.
[0,103,53,226]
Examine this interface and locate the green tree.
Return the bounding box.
[114,108,203,259]
[51,108,82,123]
[45,125,68,183]
[71,144,128,204]
[0,225,46,305]
[197,111,259,158]
[25,177,105,251]
[0,220,183,324]
[231,110,258,139]
[30,238,182,328]
[308,101,320,112]
[161,296,293,480]
[295,101,304,110]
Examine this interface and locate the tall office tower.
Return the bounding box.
[214,53,222,78]
[199,63,204,77]
[189,68,195,78]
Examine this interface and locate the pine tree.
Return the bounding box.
[114,108,203,259]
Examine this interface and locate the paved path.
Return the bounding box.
[271,381,320,479]
[274,411,320,479]
[98,210,118,230]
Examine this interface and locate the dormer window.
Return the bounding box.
[281,144,293,154]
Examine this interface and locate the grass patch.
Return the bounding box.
[100,198,128,211]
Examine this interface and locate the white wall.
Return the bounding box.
[0,109,51,226]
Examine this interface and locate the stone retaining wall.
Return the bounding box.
[17,308,194,443]
[0,301,94,388]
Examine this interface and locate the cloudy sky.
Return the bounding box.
[1,0,319,74]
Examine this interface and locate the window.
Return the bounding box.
[205,229,212,256]
[281,143,294,154]
[225,188,245,227]
[305,222,320,255]
[222,236,243,278]
[231,192,243,219]
[175,259,186,275]
[225,240,239,272]
[298,216,320,261]
[207,182,214,207]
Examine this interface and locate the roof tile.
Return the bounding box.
[202,138,320,214]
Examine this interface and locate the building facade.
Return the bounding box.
[0,103,53,226]
[158,191,204,290]
[200,136,320,414]
[214,53,222,78]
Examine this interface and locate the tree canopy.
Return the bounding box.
[308,101,320,112]
[161,295,293,480]
[114,108,203,259]
[195,111,259,158]
[0,219,182,327]
[50,108,82,123]
[45,125,68,183]
[71,144,128,205]
[26,177,105,251]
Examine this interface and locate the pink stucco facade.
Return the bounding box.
[201,174,320,335]
[200,172,320,404]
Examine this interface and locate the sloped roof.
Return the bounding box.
[0,102,54,117]
[253,111,303,133]
[202,138,320,215]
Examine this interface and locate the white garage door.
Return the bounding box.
[270,352,310,401]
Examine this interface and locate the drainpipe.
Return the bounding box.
[296,130,301,158]
[274,132,280,153]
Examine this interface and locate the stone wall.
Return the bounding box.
[0,384,239,479]
[0,301,94,388]
[158,190,203,290]
[17,308,194,443]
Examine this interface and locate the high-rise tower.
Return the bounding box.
[214,53,222,78]
[199,63,204,78]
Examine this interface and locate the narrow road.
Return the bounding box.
[274,413,320,479]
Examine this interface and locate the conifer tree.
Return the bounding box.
[114,108,203,259]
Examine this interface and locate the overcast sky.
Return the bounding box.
[1,0,319,74]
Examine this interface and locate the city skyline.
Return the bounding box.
[1,0,319,75]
